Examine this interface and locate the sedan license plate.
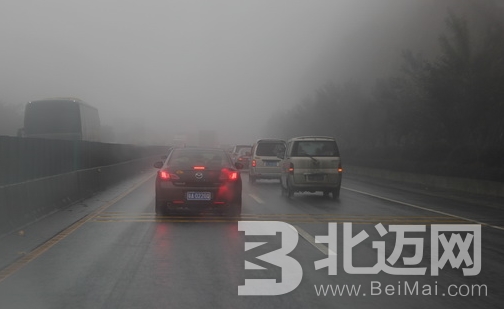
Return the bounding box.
[186,192,211,201]
[264,161,278,167]
[306,174,325,182]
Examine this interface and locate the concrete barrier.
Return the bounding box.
[344,165,504,198]
[0,155,161,237]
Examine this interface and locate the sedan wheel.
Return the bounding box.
[227,203,242,217]
[155,200,168,216]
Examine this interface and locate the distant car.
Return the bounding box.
[236,147,252,168]
[278,136,342,199]
[231,144,252,163]
[249,138,286,183]
[153,147,243,216]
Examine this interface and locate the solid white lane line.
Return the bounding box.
[248,194,265,204]
[342,186,504,231]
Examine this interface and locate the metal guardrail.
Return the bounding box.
[0,136,169,186]
[0,155,164,237]
[344,165,504,198]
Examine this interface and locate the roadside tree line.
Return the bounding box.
[266,12,504,181]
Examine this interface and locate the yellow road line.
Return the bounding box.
[92,212,469,224]
[98,212,467,219]
[91,218,464,225]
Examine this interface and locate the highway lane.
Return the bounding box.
[0,170,503,308]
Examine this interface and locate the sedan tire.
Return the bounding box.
[155,200,168,216]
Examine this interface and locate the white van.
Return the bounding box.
[249,138,286,183]
[278,136,342,199]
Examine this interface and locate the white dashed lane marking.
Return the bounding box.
[248,194,265,204]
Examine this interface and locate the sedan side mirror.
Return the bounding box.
[153,161,163,169]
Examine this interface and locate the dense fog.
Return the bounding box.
[0,0,502,150]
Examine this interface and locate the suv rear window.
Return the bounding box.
[238,148,251,156]
[256,142,285,156]
[291,141,339,157]
[233,145,250,153]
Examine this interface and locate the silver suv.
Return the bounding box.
[230,144,251,164]
[249,138,286,183]
[278,136,342,199]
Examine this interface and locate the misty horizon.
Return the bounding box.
[0,0,488,145]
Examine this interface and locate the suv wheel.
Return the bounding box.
[332,187,341,199]
[281,182,288,196]
[286,179,294,198]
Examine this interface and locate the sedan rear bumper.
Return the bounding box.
[155,181,241,211]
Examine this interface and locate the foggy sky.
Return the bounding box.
[0,0,460,145]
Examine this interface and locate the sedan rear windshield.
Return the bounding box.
[291,141,339,157]
[169,149,231,168]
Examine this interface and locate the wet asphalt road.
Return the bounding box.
[0,170,503,309]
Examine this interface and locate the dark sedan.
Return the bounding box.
[153,147,243,216]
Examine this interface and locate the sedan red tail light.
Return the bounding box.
[338,163,343,173]
[158,170,179,180]
[220,168,239,181]
[229,171,238,180]
[159,170,170,180]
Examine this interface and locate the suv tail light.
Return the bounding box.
[220,168,239,181]
[288,163,294,174]
[251,160,256,167]
[338,163,343,173]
